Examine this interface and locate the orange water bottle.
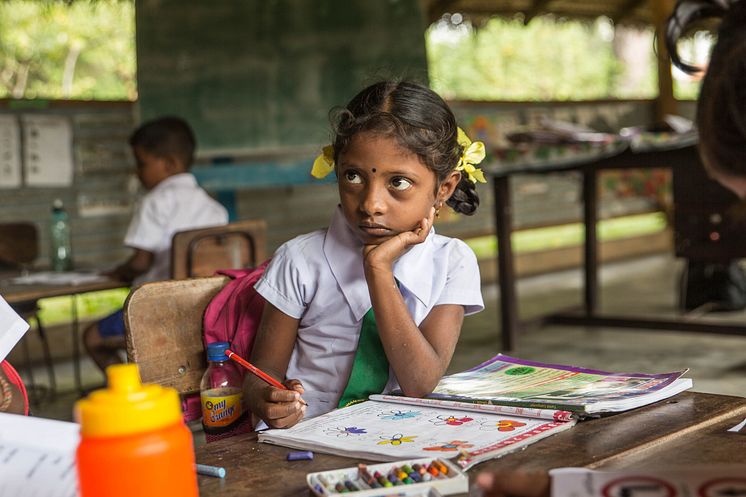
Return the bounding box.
[75,364,199,497]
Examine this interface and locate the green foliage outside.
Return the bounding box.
[36,287,128,328]
[427,16,653,101]
[0,2,702,103]
[466,212,667,258]
[0,0,136,100]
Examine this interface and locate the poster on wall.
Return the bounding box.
[0,115,22,188]
[22,114,74,187]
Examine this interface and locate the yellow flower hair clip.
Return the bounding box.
[311,145,335,179]
[456,128,487,183]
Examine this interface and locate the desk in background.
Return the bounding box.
[486,142,746,351]
[195,392,746,496]
[0,271,124,395]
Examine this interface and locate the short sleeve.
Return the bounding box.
[254,242,308,319]
[123,195,167,252]
[434,241,484,316]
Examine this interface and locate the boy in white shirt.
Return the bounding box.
[83,116,228,372]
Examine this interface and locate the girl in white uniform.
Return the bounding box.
[246,81,486,428]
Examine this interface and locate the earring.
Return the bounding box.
[435,202,442,218]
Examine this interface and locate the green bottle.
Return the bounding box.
[50,199,72,271]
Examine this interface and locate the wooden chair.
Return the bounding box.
[0,222,56,398]
[0,223,37,269]
[123,276,228,394]
[170,220,267,280]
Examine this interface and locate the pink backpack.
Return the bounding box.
[182,260,270,434]
[202,259,271,357]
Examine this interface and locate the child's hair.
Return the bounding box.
[129,116,196,170]
[331,81,480,215]
[666,0,746,177]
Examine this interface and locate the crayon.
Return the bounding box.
[287,450,314,461]
[433,459,449,475]
[344,480,359,491]
[196,463,226,478]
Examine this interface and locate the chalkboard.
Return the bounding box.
[135,0,429,153]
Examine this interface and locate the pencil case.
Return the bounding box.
[306,457,467,496]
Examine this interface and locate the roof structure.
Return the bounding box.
[424,0,658,26]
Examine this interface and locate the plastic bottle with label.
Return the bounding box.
[200,341,246,435]
[75,364,198,497]
[50,199,72,271]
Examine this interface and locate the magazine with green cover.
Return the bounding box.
[384,355,692,415]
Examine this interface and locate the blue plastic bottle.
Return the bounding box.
[50,199,72,271]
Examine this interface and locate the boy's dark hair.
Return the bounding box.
[331,81,480,215]
[666,0,746,177]
[129,116,196,169]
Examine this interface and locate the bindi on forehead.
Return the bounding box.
[372,168,377,173]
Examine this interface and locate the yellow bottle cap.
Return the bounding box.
[75,364,183,437]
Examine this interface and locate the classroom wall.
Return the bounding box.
[135,0,430,153]
[0,99,664,270]
[0,101,135,270]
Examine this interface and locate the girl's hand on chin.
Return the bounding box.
[363,207,435,273]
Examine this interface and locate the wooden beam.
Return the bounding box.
[613,0,648,24]
[524,0,552,25]
[651,0,677,122]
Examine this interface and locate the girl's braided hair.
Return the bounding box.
[331,81,480,215]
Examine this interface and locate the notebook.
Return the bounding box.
[258,355,692,469]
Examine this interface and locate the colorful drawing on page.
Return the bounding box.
[479,419,527,431]
[377,433,416,446]
[378,410,421,421]
[324,426,367,437]
[423,440,475,452]
[430,414,474,426]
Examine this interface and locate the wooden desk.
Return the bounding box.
[0,271,125,393]
[0,274,125,306]
[195,392,746,496]
[487,143,746,351]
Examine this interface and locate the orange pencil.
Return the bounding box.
[225,349,307,405]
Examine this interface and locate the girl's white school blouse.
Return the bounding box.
[254,206,484,418]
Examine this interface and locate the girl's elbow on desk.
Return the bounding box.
[396,378,440,399]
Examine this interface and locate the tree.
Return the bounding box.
[0,1,136,100]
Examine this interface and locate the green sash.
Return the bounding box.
[337,307,390,408]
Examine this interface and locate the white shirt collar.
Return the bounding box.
[151,172,197,192]
[322,206,436,321]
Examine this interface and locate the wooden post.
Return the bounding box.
[652,0,677,123]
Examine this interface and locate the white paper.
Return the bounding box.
[8,271,108,286]
[22,115,74,187]
[0,115,22,188]
[550,467,746,497]
[0,413,80,497]
[0,295,29,362]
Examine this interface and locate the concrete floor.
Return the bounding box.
[27,253,746,422]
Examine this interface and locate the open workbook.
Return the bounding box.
[259,355,691,469]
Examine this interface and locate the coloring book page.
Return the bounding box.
[259,400,575,469]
